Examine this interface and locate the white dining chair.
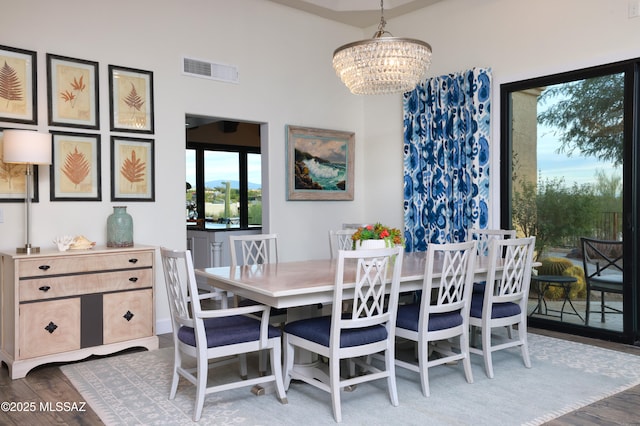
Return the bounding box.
[283,246,404,423]
[229,233,286,373]
[394,240,477,396]
[470,228,516,257]
[160,247,287,421]
[328,229,356,259]
[469,236,536,378]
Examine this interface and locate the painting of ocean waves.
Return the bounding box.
[302,158,346,190]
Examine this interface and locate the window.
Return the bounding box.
[186,127,261,230]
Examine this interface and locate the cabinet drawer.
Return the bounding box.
[19,268,153,302]
[18,251,154,277]
[19,298,81,359]
[103,289,153,344]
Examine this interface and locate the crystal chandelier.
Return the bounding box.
[332,0,432,95]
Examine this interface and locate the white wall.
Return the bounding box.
[363,0,640,228]
[0,0,368,332]
[3,0,639,333]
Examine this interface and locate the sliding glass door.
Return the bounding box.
[501,59,639,344]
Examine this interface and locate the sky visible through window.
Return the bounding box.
[185,151,262,189]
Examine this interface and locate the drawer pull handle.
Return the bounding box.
[129,277,138,282]
[39,265,51,271]
[45,321,58,334]
[128,258,139,264]
[123,311,134,321]
[39,286,51,292]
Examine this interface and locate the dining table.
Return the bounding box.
[195,251,502,311]
[195,250,543,328]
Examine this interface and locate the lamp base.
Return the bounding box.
[17,245,40,254]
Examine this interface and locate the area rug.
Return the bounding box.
[60,333,640,425]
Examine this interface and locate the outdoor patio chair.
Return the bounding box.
[580,237,624,325]
[160,247,287,421]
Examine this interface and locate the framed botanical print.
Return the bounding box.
[110,136,155,201]
[0,45,37,124]
[47,54,99,129]
[0,128,39,202]
[50,131,101,201]
[108,65,154,134]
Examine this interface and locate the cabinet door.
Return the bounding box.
[19,298,81,359]
[103,289,153,344]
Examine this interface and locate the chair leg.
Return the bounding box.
[270,344,288,404]
[386,348,399,406]
[519,325,532,369]
[193,354,208,422]
[169,347,180,399]
[585,289,591,325]
[239,353,248,380]
[481,327,494,379]
[259,350,268,376]
[417,339,430,397]
[460,331,474,385]
[330,356,342,423]
[283,334,294,390]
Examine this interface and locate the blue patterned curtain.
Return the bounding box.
[402,67,491,251]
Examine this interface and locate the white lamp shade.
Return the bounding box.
[3,130,52,165]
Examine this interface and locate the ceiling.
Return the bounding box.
[266,0,444,28]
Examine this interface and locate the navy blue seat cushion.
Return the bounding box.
[470,293,521,319]
[178,315,281,348]
[396,303,463,332]
[238,298,287,317]
[284,315,387,348]
[472,281,486,294]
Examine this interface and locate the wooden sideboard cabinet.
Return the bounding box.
[0,245,159,379]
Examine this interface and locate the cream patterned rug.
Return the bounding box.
[61,333,640,425]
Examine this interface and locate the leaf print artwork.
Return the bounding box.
[56,64,91,120]
[0,60,23,106]
[58,140,94,193]
[59,75,85,108]
[0,54,29,118]
[115,73,148,129]
[62,146,90,187]
[119,148,147,194]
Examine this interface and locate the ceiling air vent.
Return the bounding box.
[182,57,239,84]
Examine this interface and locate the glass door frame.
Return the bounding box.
[499,58,640,345]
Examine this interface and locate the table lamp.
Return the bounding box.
[2,129,52,254]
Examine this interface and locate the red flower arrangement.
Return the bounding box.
[351,223,404,249]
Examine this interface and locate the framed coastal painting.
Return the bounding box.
[0,128,39,202]
[50,131,101,201]
[110,136,155,201]
[108,65,154,133]
[47,54,99,129]
[0,45,37,124]
[286,125,354,201]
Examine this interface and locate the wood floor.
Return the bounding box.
[1,330,638,425]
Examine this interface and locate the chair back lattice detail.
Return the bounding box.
[493,241,532,300]
[329,229,356,259]
[333,248,404,338]
[351,257,390,320]
[430,242,477,313]
[229,234,278,266]
[161,250,193,329]
[471,229,516,257]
